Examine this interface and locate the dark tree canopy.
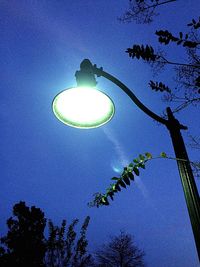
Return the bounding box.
[0,202,93,267]
[94,231,145,267]
[0,201,46,267]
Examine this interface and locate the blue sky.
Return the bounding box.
[1,1,200,266]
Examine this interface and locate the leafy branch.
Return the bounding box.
[126,44,200,69]
[126,45,158,61]
[155,30,200,48]
[88,152,199,208]
[88,152,155,208]
[124,13,200,112]
[126,40,200,112]
[188,17,200,30]
[149,80,171,93]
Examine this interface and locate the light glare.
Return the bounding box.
[52,87,115,128]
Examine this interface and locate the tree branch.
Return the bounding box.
[138,0,177,10]
[120,0,178,23]
[156,55,200,69]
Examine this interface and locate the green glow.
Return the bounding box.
[52,87,115,129]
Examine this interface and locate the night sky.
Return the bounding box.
[1,1,200,266]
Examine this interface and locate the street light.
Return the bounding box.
[52,59,200,260]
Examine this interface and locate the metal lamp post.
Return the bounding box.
[53,59,200,260]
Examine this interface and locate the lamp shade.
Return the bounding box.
[52,86,115,129]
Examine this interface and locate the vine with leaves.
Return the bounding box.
[88,152,199,208]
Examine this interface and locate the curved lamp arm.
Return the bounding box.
[93,64,168,125]
[76,58,167,125]
[76,59,188,130]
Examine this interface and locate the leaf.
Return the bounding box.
[179,32,183,39]
[139,154,145,161]
[133,158,139,163]
[133,167,139,176]
[108,191,114,200]
[183,41,198,48]
[119,180,126,188]
[115,183,121,191]
[111,177,119,181]
[187,18,200,29]
[128,172,134,180]
[145,152,152,159]
[123,176,130,185]
[160,152,167,158]
[101,196,109,205]
[138,162,145,169]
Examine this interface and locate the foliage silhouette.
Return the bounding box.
[94,231,145,267]
[45,216,93,267]
[0,201,46,267]
[89,152,199,207]
[120,0,200,175]
[121,1,200,113]
[0,202,93,267]
[89,152,151,207]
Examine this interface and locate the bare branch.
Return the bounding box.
[119,0,177,24]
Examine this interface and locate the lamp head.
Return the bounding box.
[52,60,114,129]
[52,86,114,129]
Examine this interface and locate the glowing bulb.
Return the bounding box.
[52,87,115,129]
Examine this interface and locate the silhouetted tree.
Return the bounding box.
[125,29,200,113]
[0,201,46,267]
[0,202,93,267]
[120,0,200,177]
[44,216,94,267]
[94,231,145,267]
[119,1,200,112]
